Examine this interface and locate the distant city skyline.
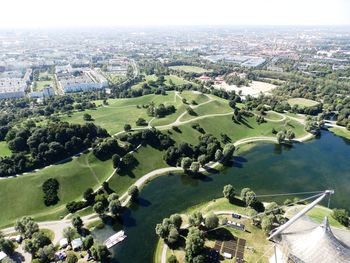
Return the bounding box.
[1,0,350,29]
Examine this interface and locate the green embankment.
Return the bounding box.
[329,127,350,140]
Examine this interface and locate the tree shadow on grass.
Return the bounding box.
[207,228,236,241]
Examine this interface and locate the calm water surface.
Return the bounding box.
[94,131,350,263]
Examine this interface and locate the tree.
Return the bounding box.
[15,217,39,239]
[190,162,200,174]
[286,130,295,140]
[245,190,258,207]
[91,244,111,262]
[136,118,147,126]
[276,131,285,144]
[189,212,203,227]
[72,216,83,232]
[83,113,93,121]
[63,227,77,242]
[93,201,106,216]
[221,143,235,164]
[42,178,60,206]
[0,238,15,255]
[223,184,235,201]
[83,188,95,204]
[197,155,207,166]
[169,214,182,229]
[109,200,122,217]
[205,213,219,230]
[112,154,121,169]
[37,244,55,263]
[82,235,94,250]
[214,149,223,161]
[167,255,178,263]
[332,208,349,226]
[185,227,205,262]
[124,124,132,132]
[128,186,139,201]
[167,226,180,244]
[181,157,192,170]
[261,215,274,234]
[66,251,78,263]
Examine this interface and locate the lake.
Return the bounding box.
[94,131,350,263]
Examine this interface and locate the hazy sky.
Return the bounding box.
[1,0,350,28]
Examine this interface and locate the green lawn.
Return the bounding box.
[108,145,168,195]
[306,205,346,229]
[0,141,11,157]
[35,80,53,91]
[256,111,285,121]
[180,100,233,122]
[62,92,179,134]
[179,90,210,105]
[169,65,210,74]
[329,127,350,140]
[287,98,319,108]
[132,75,196,91]
[169,115,306,146]
[0,152,113,228]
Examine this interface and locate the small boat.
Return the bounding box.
[104,230,127,249]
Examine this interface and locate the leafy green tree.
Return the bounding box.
[167,255,178,263]
[167,226,180,244]
[66,251,78,263]
[37,244,55,263]
[0,238,15,255]
[82,235,94,250]
[276,131,285,144]
[93,201,106,216]
[128,186,139,201]
[189,212,203,227]
[83,188,95,204]
[221,143,235,164]
[112,154,121,169]
[332,208,349,226]
[72,216,83,232]
[91,244,110,262]
[15,217,39,239]
[169,214,182,229]
[83,113,93,121]
[190,162,200,174]
[223,184,235,201]
[205,213,219,230]
[63,227,77,242]
[214,149,223,161]
[261,215,274,234]
[109,200,122,217]
[124,124,132,132]
[181,157,192,170]
[185,227,205,262]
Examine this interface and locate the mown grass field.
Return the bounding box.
[287,98,319,108]
[170,115,306,146]
[0,141,11,157]
[108,145,168,195]
[0,152,113,227]
[35,80,53,91]
[62,92,178,134]
[169,65,210,74]
[131,75,195,90]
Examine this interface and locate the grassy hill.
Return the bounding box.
[287,98,319,108]
[169,65,210,74]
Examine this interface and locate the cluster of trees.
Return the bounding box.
[42,178,60,206]
[224,74,250,87]
[332,208,349,226]
[146,103,176,118]
[164,135,235,173]
[185,227,206,263]
[0,122,108,177]
[155,214,182,245]
[276,129,296,143]
[305,117,323,135]
[92,138,124,161]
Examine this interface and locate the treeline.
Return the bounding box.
[0,122,108,177]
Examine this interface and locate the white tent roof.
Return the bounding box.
[281,217,350,263]
[0,251,7,261]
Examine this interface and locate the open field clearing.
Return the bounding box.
[169,65,210,74]
[287,98,320,108]
[0,152,113,227]
[214,81,276,98]
[0,141,11,157]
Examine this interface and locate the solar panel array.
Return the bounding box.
[214,238,246,261]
